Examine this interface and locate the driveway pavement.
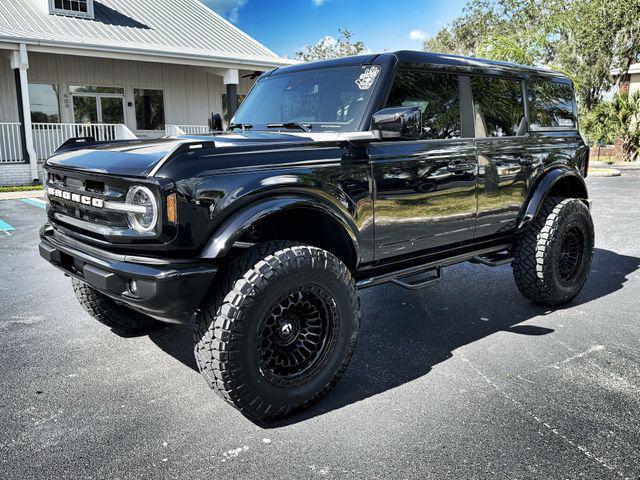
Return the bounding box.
[1,172,639,479]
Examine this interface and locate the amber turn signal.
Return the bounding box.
[166,193,177,223]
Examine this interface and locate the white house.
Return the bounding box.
[622,64,640,94]
[0,0,292,186]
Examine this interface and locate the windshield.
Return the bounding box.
[231,65,382,132]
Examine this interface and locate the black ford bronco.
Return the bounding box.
[39,51,594,420]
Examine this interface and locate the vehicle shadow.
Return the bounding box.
[148,247,640,426]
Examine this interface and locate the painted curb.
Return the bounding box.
[0,190,45,200]
[589,168,622,177]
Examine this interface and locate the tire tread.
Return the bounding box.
[512,197,594,305]
[194,241,360,420]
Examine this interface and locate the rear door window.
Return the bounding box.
[470,77,525,137]
[385,70,461,140]
[528,80,577,129]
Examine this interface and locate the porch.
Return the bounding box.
[0,121,210,163]
[0,47,263,185]
[0,120,212,185]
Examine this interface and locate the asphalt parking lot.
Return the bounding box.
[1,171,639,480]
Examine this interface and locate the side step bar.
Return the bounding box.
[356,243,511,290]
[470,251,514,267]
[391,266,441,290]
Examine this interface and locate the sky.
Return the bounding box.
[201,0,469,58]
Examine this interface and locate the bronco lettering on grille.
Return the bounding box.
[47,187,104,208]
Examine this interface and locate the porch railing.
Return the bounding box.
[0,122,24,163]
[166,124,210,136]
[32,123,137,161]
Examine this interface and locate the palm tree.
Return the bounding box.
[583,92,640,162]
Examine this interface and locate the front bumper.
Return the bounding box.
[39,224,217,324]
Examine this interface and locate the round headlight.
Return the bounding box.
[125,186,158,232]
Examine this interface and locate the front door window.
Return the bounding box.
[72,95,98,123]
[100,97,125,124]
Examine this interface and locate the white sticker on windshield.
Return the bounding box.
[355,65,380,90]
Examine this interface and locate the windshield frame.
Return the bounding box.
[229,63,390,134]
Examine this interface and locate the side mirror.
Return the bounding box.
[208,113,223,132]
[371,107,422,140]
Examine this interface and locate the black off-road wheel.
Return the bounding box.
[72,279,163,335]
[512,197,594,306]
[194,242,360,421]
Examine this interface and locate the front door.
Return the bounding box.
[371,69,478,260]
[71,86,125,124]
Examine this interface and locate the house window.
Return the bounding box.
[70,85,124,95]
[28,84,60,123]
[134,89,165,130]
[49,0,94,19]
[222,93,246,123]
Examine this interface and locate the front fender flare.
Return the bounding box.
[199,195,361,263]
[517,168,588,230]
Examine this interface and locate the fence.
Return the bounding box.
[0,122,24,163]
[31,123,137,161]
[165,124,210,136]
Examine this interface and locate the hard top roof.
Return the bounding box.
[270,50,569,82]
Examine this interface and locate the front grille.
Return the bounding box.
[45,168,134,236]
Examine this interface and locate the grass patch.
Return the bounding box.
[0,185,43,193]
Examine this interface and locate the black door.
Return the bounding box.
[469,75,532,238]
[371,70,478,260]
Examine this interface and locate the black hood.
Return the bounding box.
[45,132,316,177]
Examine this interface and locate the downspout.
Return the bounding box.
[10,44,38,182]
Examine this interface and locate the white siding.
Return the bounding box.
[25,52,254,133]
[630,73,640,95]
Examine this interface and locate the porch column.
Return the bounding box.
[10,44,38,182]
[223,68,240,118]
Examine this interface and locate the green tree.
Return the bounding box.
[296,29,366,61]
[583,92,640,161]
[424,0,640,109]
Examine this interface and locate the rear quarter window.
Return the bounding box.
[528,80,577,129]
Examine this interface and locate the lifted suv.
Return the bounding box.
[39,51,594,420]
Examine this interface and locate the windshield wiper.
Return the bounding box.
[227,123,253,131]
[265,122,311,132]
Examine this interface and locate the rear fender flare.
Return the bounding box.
[517,168,588,230]
[199,195,360,264]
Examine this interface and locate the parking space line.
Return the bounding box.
[19,198,46,209]
[0,219,15,231]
